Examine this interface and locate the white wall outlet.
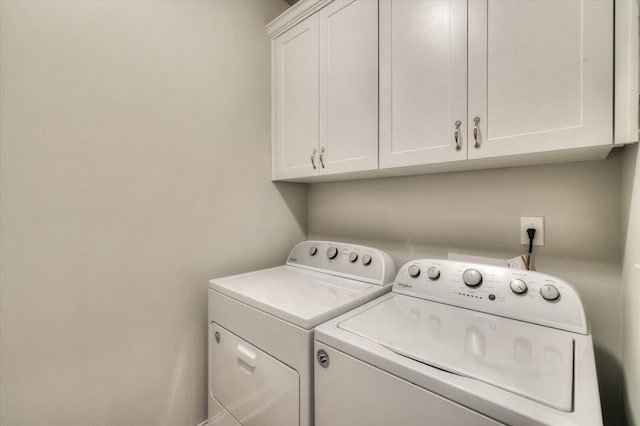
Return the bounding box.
[521,217,545,246]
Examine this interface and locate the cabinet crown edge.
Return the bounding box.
[266,0,335,38]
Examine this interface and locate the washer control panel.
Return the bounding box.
[394,259,587,334]
[287,241,396,285]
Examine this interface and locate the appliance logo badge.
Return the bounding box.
[289,257,297,263]
[397,282,412,289]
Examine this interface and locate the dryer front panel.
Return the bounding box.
[210,322,300,426]
[207,395,241,426]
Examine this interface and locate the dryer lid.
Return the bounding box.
[338,294,575,412]
[210,266,388,329]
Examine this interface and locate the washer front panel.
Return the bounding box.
[314,342,503,426]
[338,294,574,412]
[314,292,602,425]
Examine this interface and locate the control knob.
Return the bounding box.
[540,284,560,301]
[510,279,527,295]
[463,269,482,287]
[327,247,338,260]
[349,252,358,263]
[427,266,440,280]
[362,254,372,266]
[309,247,318,256]
[408,265,420,278]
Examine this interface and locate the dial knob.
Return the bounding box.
[309,247,318,256]
[327,247,338,260]
[408,265,421,278]
[510,279,528,295]
[540,284,560,301]
[349,252,358,263]
[463,269,482,287]
[427,266,440,280]
[362,254,372,266]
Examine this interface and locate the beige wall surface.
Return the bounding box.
[0,1,303,425]
[621,143,640,425]
[308,152,626,425]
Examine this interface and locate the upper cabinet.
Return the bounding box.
[271,0,378,181]
[269,0,637,182]
[379,0,468,168]
[466,0,612,160]
[320,0,378,175]
[615,0,640,145]
[274,14,319,179]
[380,0,613,170]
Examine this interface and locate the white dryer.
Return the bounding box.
[207,241,396,426]
[314,259,602,426]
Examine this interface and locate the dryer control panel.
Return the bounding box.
[287,241,396,286]
[394,259,588,334]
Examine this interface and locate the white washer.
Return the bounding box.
[314,259,602,426]
[207,241,396,426]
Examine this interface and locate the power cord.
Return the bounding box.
[526,228,536,270]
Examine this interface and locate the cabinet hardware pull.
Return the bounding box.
[319,147,326,168]
[454,120,462,151]
[473,116,481,149]
[311,148,317,170]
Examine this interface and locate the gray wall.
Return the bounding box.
[308,151,626,425]
[622,143,640,425]
[0,1,304,425]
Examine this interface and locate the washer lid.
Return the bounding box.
[338,294,574,412]
[210,266,388,329]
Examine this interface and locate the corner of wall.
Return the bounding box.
[621,143,640,426]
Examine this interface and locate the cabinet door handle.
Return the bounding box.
[311,148,317,170]
[454,120,462,151]
[319,147,326,168]
[473,116,481,149]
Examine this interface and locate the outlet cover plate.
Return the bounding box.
[521,217,545,246]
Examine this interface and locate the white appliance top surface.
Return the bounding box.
[210,265,390,329]
[338,294,574,412]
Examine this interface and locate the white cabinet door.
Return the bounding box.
[274,15,319,180]
[468,0,612,160]
[319,0,379,175]
[379,0,468,169]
